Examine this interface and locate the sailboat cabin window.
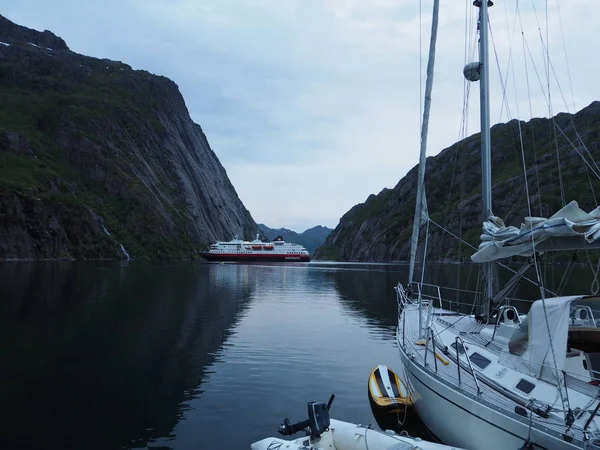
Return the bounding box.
[469,352,491,370]
[451,342,468,354]
[515,379,536,394]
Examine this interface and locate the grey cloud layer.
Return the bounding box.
[4,0,600,231]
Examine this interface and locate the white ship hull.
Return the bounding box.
[201,252,310,262]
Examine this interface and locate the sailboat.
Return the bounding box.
[397,1,600,449]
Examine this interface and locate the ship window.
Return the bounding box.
[469,352,491,370]
[515,379,535,394]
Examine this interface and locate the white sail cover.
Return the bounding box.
[471,201,600,263]
[499,296,581,384]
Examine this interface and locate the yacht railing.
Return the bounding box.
[455,336,482,396]
[489,305,521,343]
[395,283,408,348]
[571,305,597,327]
[395,283,413,307]
[396,281,600,445]
[402,300,406,348]
[424,328,438,372]
[584,398,600,441]
[414,282,443,309]
[396,281,493,311]
[395,282,444,306]
[396,281,465,346]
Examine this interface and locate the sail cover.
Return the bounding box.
[471,201,600,263]
[499,296,581,384]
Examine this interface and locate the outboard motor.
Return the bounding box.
[278,395,334,440]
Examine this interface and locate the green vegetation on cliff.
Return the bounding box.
[0,15,259,260]
[314,102,600,262]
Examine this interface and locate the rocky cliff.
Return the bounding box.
[0,15,259,259]
[315,101,600,262]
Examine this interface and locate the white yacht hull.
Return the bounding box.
[398,334,581,450]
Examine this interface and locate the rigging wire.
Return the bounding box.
[456,0,477,275]
[553,125,600,180]
[420,219,431,289]
[530,0,566,206]
[497,0,519,123]
[540,50,600,177]
[436,0,475,267]
[489,8,538,234]
[545,0,550,115]
[490,5,557,226]
[517,5,543,217]
[527,0,570,417]
[556,253,577,296]
[585,164,599,208]
[419,0,423,131]
[520,2,600,211]
[524,22,599,175]
[521,35,548,104]
[554,0,576,114]
[520,33,600,181]
[489,2,562,321]
[489,11,531,211]
[427,218,557,297]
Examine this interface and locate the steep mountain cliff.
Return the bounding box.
[0,15,259,259]
[315,101,600,262]
[258,224,332,255]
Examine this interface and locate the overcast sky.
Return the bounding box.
[3,0,599,232]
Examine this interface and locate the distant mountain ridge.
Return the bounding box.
[258,224,332,255]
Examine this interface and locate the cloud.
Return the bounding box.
[4,0,600,232]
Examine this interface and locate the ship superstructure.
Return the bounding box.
[201,235,310,262]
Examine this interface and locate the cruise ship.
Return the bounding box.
[201,235,310,262]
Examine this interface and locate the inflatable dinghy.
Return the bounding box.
[250,395,464,450]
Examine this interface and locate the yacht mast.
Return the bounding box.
[477,0,495,311]
[408,0,439,286]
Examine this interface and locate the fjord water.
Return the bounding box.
[0,261,403,449]
[0,261,594,449]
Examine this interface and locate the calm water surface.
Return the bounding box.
[0,261,595,449]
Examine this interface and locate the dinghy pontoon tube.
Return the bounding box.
[250,395,464,450]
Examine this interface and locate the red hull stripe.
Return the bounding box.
[201,253,310,262]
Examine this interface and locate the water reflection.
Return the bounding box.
[2,261,596,450]
[0,262,255,450]
[323,263,407,333]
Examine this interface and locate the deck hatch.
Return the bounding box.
[515,379,536,394]
[469,352,491,370]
